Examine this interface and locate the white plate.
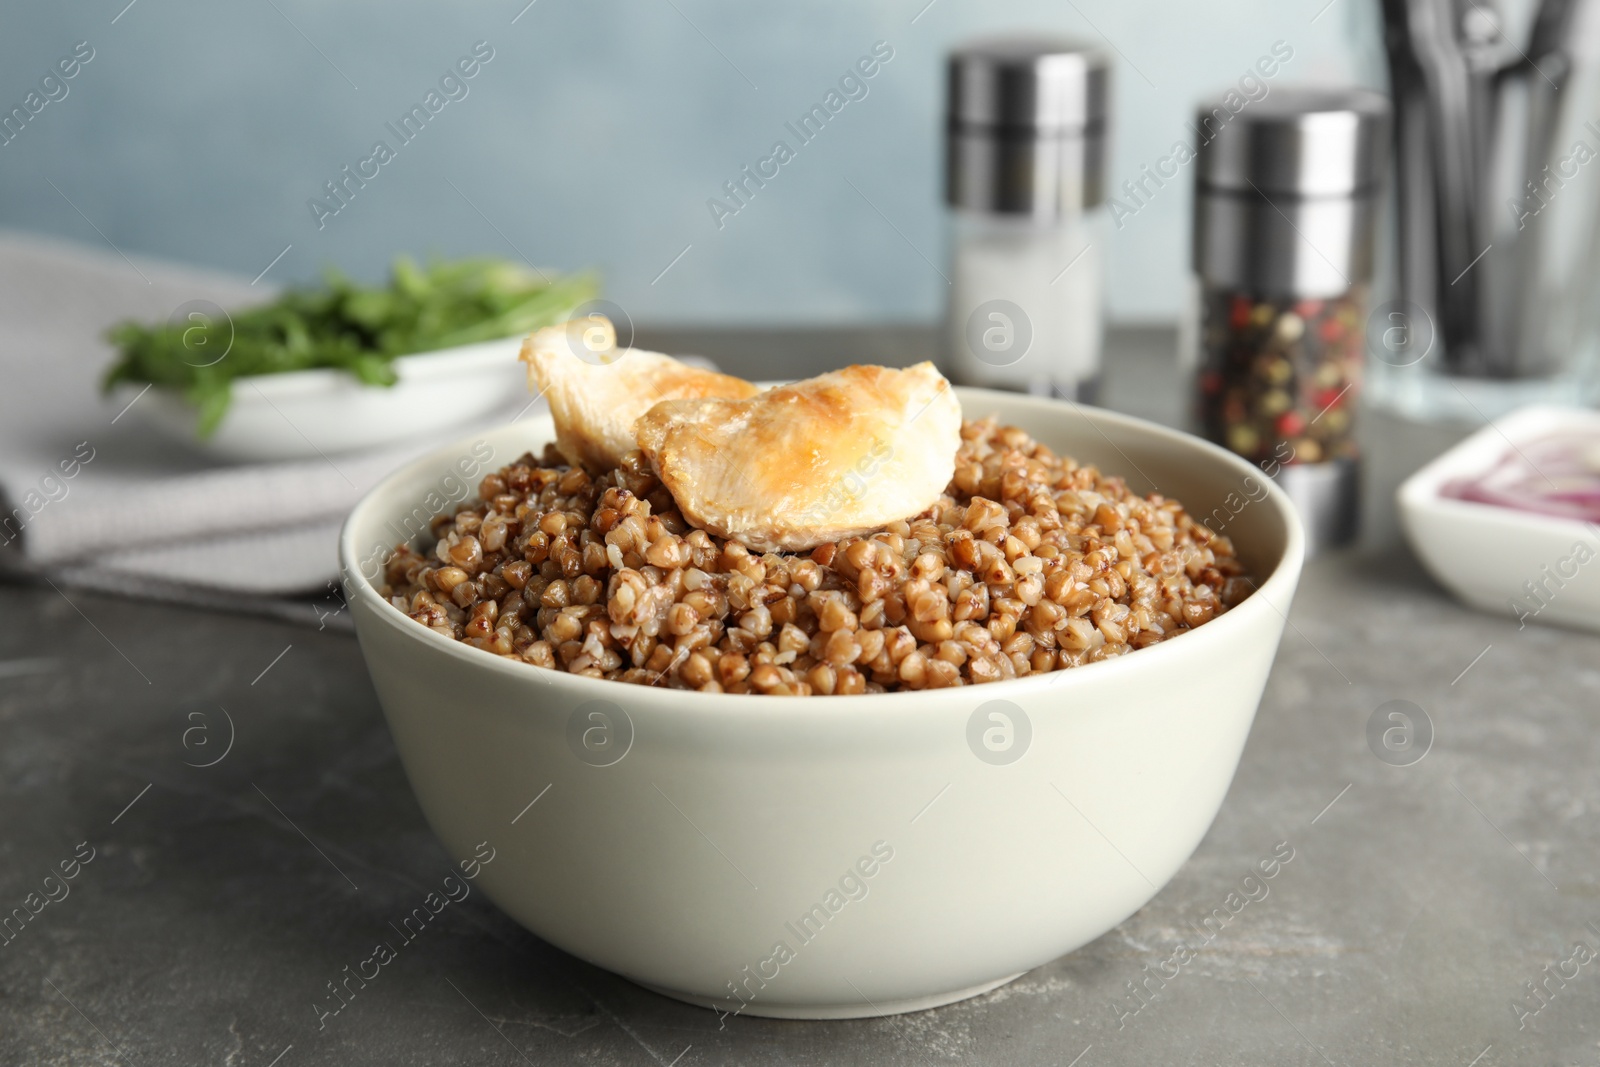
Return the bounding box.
[1398,404,1600,633]
[116,336,528,463]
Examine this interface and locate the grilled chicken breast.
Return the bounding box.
[520,317,761,470]
[635,362,961,552]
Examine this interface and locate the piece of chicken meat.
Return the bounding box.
[634,362,961,552]
[520,316,761,471]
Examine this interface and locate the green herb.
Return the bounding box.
[103,257,597,437]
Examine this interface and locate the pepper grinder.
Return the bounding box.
[944,38,1109,400]
[1185,87,1390,557]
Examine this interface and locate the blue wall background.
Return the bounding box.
[0,0,1387,323]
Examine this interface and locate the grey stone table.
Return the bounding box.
[4,276,1600,1066]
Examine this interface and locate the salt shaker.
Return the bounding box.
[944,39,1108,400]
[1186,88,1390,556]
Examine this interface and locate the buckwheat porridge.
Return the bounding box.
[378,321,1250,695]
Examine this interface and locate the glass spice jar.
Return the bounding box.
[1196,289,1364,467]
[1186,88,1389,556]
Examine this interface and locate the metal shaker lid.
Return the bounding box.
[948,37,1108,132]
[946,38,1109,216]
[1193,87,1391,295]
[1195,87,1391,197]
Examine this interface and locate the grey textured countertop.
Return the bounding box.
[3,243,1599,1066]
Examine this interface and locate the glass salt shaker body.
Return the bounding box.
[944,40,1109,400]
[1185,88,1390,556]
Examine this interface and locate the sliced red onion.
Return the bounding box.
[1442,432,1600,523]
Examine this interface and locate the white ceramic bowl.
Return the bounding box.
[120,337,527,463]
[1399,404,1600,633]
[339,390,1305,1018]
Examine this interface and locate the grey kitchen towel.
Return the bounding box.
[5,448,432,568]
[44,519,358,632]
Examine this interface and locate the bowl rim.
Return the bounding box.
[338,388,1307,713]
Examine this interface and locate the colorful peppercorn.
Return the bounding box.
[1193,287,1362,466]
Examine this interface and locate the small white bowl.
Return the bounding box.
[338,390,1305,1018]
[1398,404,1600,633]
[118,337,527,463]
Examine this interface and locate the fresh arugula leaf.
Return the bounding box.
[103,257,596,438]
